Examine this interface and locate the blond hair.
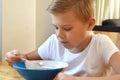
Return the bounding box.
[47,0,94,22]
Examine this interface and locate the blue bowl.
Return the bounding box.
[13,60,68,80]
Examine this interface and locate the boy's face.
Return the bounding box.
[51,11,94,52]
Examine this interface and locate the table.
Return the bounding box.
[0,62,24,80]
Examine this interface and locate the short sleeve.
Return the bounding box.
[38,34,57,60]
[100,35,119,64]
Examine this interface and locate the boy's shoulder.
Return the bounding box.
[91,34,111,43]
[93,34,110,39]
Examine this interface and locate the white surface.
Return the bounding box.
[25,60,68,70]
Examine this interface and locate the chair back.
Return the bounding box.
[93,19,120,49]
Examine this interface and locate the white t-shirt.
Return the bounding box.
[38,34,119,77]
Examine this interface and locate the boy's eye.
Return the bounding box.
[64,27,72,31]
[52,24,58,30]
[53,26,58,30]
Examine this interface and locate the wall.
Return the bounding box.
[36,0,54,48]
[2,0,54,61]
[2,0,36,61]
[0,0,2,61]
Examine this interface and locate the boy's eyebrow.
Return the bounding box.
[52,24,72,27]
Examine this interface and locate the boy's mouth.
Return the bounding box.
[61,41,68,45]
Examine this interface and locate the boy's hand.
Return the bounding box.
[5,50,26,66]
[54,72,78,80]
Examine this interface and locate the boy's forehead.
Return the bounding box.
[51,14,85,27]
[51,10,82,21]
[51,16,84,27]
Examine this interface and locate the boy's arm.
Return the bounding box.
[25,50,42,60]
[6,50,42,66]
[54,52,120,80]
[54,73,120,80]
[109,51,120,74]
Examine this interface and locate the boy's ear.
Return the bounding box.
[88,17,96,30]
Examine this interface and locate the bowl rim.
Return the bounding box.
[13,60,68,70]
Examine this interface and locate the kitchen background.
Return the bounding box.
[2,0,54,61]
[0,0,1,61]
[1,0,120,61]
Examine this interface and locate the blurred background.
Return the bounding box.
[1,0,120,61]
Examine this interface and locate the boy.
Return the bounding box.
[6,0,120,80]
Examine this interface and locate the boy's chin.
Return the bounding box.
[68,48,80,53]
[63,45,73,50]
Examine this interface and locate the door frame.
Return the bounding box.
[0,0,2,61]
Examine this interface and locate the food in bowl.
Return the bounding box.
[13,60,68,80]
[25,60,68,70]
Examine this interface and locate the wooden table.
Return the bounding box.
[0,62,25,80]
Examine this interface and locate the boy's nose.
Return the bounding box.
[56,29,65,39]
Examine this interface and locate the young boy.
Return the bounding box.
[6,0,120,80]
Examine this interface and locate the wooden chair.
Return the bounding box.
[93,19,120,49]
